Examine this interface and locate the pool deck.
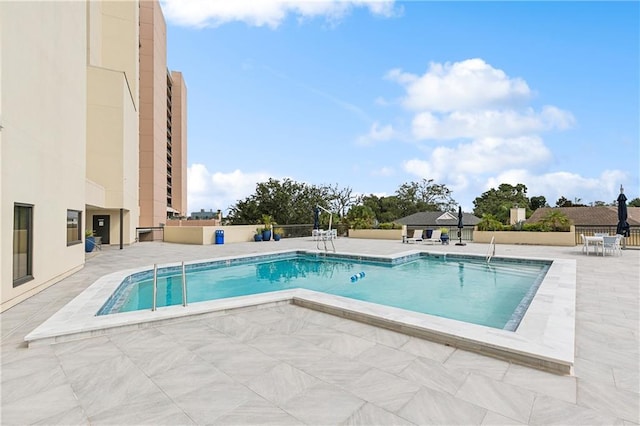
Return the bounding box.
[2,238,639,424]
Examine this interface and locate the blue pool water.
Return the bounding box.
[98,253,550,330]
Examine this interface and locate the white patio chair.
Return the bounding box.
[422,229,442,245]
[406,229,424,243]
[602,235,621,256]
[580,233,588,254]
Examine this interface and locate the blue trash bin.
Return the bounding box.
[215,229,224,244]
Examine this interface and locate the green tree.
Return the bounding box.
[629,197,640,207]
[327,183,358,219]
[539,210,572,231]
[227,178,329,225]
[529,195,548,210]
[476,214,505,231]
[555,196,572,207]
[345,205,376,229]
[361,194,402,224]
[473,183,530,224]
[395,179,457,216]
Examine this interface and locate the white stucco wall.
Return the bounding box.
[1,1,87,311]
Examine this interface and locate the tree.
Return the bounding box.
[326,184,358,219]
[555,196,572,207]
[345,205,376,229]
[529,195,548,210]
[361,194,402,224]
[395,179,457,217]
[556,196,587,207]
[628,197,640,207]
[227,178,329,225]
[539,210,572,231]
[473,183,530,224]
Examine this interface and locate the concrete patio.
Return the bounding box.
[1,238,638,425]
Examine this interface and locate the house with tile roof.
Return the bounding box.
[396,211,481,229]
[527,206,640,226]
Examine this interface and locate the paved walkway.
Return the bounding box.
[1,238,638,425]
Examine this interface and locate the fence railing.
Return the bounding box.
[575,226,639,247]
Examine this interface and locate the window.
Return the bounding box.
[67,210,82,246]
[13,204,33,286]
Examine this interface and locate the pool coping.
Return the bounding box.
[24,249,576,374]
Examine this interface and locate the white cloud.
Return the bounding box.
[356,122,396,145]
[412,108,575,140]
[403,136,552,182]
[486,169,628,205]
[187,164,272,213]
[371,166,394,176]
[387,58,531,113]
[384,59,575,142]
[160,0,399,28]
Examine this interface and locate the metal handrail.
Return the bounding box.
[181,261,188,307]
[486,236,496,263]
[152,264,158,311]
[151,262,188,311]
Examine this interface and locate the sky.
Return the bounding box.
[160,0,639,215]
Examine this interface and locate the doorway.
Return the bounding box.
[93,215,110,245]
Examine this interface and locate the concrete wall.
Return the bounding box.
[164,225,263,245]
[473,226,576,246]
[85,0,140,244]
[348,229,404,240]
[1,1,87,311]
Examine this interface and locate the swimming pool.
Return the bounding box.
[98,252,550,331]
[25,248,575,374]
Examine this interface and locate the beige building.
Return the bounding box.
[1,0,187,312]
[139,0,187,231]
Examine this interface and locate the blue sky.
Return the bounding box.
[161,1,639,215]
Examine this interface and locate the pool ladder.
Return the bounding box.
[486,236,496,263]
[152,261,188,311]
[317,230,336,253]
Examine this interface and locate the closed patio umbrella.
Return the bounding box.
[313,206,320,230]
[616,186,630,248]
[455,206,466,246]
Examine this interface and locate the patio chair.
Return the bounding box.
[580,233,588,254]
[406,229,424,243]
[603,235,622,256]
[422,229,442,245]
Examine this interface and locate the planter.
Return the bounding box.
[85,237,95,253]
[254,234,263,242]
[262,230,272,241]
[441,234,449,244]
[273,234,281,241]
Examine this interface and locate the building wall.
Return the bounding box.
[86,0,139,245]
[139,0,168,227]
[170,71,187,217]
[1,1,87,311]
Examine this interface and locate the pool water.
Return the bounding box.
[99,254,549,330]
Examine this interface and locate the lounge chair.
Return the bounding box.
[406,229,424,243]
[422,229,442,245]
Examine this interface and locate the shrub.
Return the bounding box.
[476,214,505,231]
[378,222,402,230]
[539,210,572,232]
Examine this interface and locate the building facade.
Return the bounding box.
[1,0,187,312]
[139,1,187,229]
